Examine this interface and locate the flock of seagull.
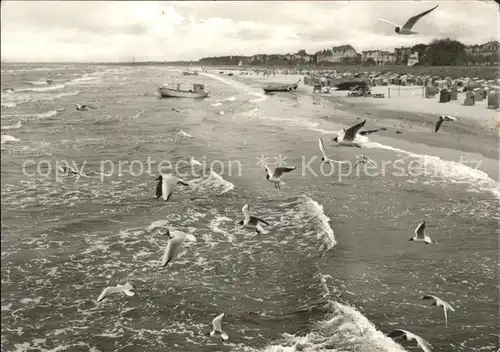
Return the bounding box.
[110,118,457,349]
[70,81,461,349]
[90,113,460,349]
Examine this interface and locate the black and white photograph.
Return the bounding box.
[1,1,499,351]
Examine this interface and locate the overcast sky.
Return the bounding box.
[1,1,498,62]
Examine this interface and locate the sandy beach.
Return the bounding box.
[224,69,499,176]
[225,71,499,129]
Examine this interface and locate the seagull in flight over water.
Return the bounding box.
[264,164,296,189]
[409,220,434,244]
[207,313,229,341]
[97,283,135,302]
[421,295,455,327]
[387,329,432,352]
[331,120,366,148]
[378,5,439,35]
[237,204,271,234]
[155,174,189,202]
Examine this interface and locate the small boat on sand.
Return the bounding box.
[158,83,209,98]
[263,79,301,94]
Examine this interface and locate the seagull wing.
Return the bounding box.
[434,119,444,133]
[387,329,407,340]
[318,137,328,159]
[274,167,296,178]
[359,128,386,136]
[212,313,225,332]
[415,221,426,239]
[242,204,251,221]
[161,237,184,267]
[97,287,115,302]
[253,216,270,226]
[163,176,180,201]
[421,295,438,302]
[414,335,433,352]
[378,17,402,28]
[443,305,448,327]
[344,120,366,141]
[155,176,163,199]
[264,164,273,178]
[402,5,439,30]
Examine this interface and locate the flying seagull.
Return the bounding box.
[409,220,434,244]
[378,5,439,35]
[359,127,387,136]
[387,329,432,352]
[237,204,271,234]
[97,283,135,302]
[421,295,455,327]
[264,164,296,189]
[160,230,186,267]
[318,137,348,165]
[354,155,376,168]
[434,115,457,133]
[208,313,229,341]
[155,174,189,202]
[75,104,96,111]
[331,120,366,148]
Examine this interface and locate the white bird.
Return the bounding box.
[264,164,296,189]
[331,120,366,148]
[378,5,439,35]
[97,283,135,302]
[409,220,434,244]
[155,174,189,202]
[354,155,376,168]
[434,115,457,133]
[388,329,432,352]
[75,104,96,111]
[421,295,455,327]
[172,108,182,113]
[160,230,186,267]
[237,204,271,234]
[318,137,347,165]
[209,313,229,341]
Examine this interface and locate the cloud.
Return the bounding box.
[1,0,498,62]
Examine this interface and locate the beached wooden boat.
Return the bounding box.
[158,83,209,98]
[263,79,301,94]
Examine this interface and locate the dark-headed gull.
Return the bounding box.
[331,120,366,148]
[209,313,229,341]
[434,115,457,133]
[388,329,432,352]
[97,283,135,302]
[378,5,439,35]
[155,174,189,202]
[421,295,455,327]
[409,220,434,244]
[237,204,271,234]
[264,164,296,190]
